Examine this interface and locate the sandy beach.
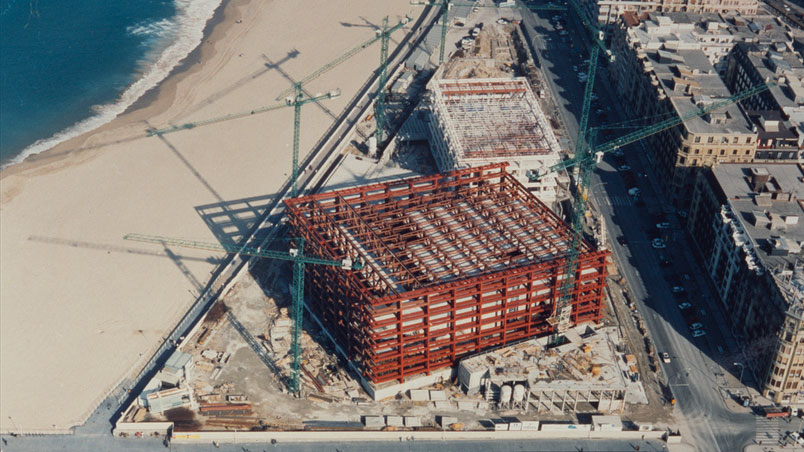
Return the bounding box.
[0,0,418,432]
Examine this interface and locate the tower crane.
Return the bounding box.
[146,15,411,196]
[123,233,363,397]
[373,16,414,148]
[410,0,566,64]
[532,81,774,178]
[531,0,612,336]
[285,84,341,198]
[532,77,773,337]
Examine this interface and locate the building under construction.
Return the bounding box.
[426,78,563,205]
[285,164,608,398]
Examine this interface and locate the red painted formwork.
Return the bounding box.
[284,163,608,384]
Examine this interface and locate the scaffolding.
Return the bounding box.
[285,163,608,385]
[429,78,560,161]
[426,78,562,204]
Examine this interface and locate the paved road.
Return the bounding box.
[520,6,759,452]
[0,435,666,452]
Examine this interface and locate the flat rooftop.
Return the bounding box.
[653,50,754,135]
[429,78,560,160]
[285,163,582,296]
[713,163,804,272]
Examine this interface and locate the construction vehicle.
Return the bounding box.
[124,233,363,397]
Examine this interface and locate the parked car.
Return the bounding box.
[678,302,692,310]
[787,431,804,446]
[629,187,641,197]
[672,286,685,293]
[689,322,704,330]
[692,329,706,337]
[651,238,666,249]
[656,222,671,229]
[619,164,631,171]
[661,352,671,363]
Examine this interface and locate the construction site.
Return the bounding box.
[112,0,677,443]
[285,163,607,396]
[426,78,563,205]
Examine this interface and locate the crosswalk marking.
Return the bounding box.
[755,417,779,444]
[605,196,633,207]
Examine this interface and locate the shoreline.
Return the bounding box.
[0,0,417,432]
[0,0,241,183]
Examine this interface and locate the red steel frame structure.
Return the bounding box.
[284,163,608,384]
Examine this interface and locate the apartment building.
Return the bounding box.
[580,0,756,27]
[725,41,804,160]
[687,163,804,406]
[610,13,757,206]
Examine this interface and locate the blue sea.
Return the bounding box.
[0,0,221,167]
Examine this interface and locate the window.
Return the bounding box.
[733,137,739,143]
[694,149,700,154]
[694,136,701,143]
[745,150,751,155]
[708,136,714,143]
[720,149,725,155]
[746,137,752,144]
[679,156,686,164]
[708,149,713,155]
[733,150,737,155]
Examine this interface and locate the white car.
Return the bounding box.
[619,165,631,171]
[652,238,667,249]
[692,329,706,338]
[628,187,641,197]
[672,286,685,293]
[689,322,704,330]
[656,222,671,229]
[661,352,671,363]
[678,302,692,310]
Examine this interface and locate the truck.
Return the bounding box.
[762,406,791,418]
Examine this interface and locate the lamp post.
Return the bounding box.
[734,362,746,384]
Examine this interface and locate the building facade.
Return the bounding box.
[687,163,804,405]
[580,0,756,27]
[725,41,804,161]
[610,13,757,207]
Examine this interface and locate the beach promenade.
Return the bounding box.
[0,0,418,432]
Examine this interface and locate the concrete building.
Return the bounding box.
[580,0,756,27]
[458,325,630,414]
[285,164,608,399]
[425,78,563,206]
[610,13,757,206]
[687,163,804,406]
[725,41,804,160]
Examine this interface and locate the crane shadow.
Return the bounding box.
[261,54,340,123]
[27,235,222,265]
[194,192,278,247]
[338,16,402,47]
[177,49,300,120]
[150,124,225,204]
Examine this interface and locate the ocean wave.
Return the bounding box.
[127,18,175,39]
[2,0,223,170]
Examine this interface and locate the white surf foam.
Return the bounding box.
[2,0,222,170]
